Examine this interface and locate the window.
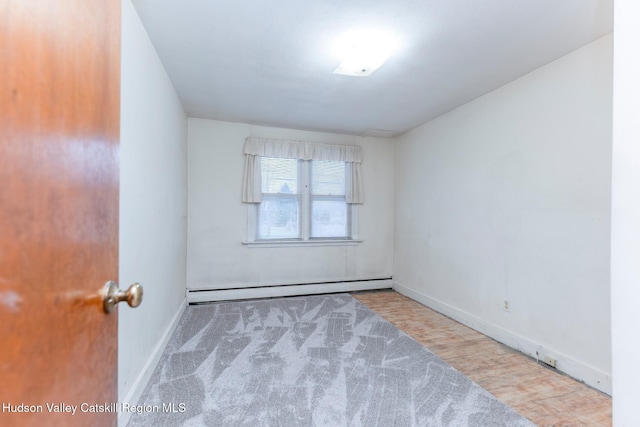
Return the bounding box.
[242,137,363,246]
[257,158,300,239]
[255,157,353,241]
[310,160,349,239]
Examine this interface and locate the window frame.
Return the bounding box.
[244,158,360,247]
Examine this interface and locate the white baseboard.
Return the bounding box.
[118,298,187,427]
[188,279,393,303]
[393,282,611,395]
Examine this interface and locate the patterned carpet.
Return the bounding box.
[128,293,533,426]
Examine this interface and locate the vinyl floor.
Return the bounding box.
[352,290,612,427]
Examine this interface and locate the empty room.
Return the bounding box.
[2,0,639,426]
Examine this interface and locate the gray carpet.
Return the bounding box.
[128,293,534,426]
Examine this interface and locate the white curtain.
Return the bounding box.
[346,162,363,204]
[242,137,364,203]
[242,154,262,203]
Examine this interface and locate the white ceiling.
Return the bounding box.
[131,0,613,137]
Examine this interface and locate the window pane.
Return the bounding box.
[261,157,298,194]
[258,196,300,239]
[311,199,348,238]
[311,161,345,195]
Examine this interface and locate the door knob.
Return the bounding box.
[102,281,143,313]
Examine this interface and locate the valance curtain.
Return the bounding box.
[242,137,363,204]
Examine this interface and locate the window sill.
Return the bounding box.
[242,239,362,248]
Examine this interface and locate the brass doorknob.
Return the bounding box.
[102,281,143,313]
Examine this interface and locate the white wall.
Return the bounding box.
[187,119,394,291]
[394,35,612,393]
[612,1,640,423]
[118,0,188,420]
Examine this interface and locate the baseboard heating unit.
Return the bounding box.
[187,277,393,304]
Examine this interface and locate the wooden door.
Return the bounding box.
[0,1,121,426]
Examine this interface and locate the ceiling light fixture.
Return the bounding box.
[332,29,398,77]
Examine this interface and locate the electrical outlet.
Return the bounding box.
[503,300,510,312]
